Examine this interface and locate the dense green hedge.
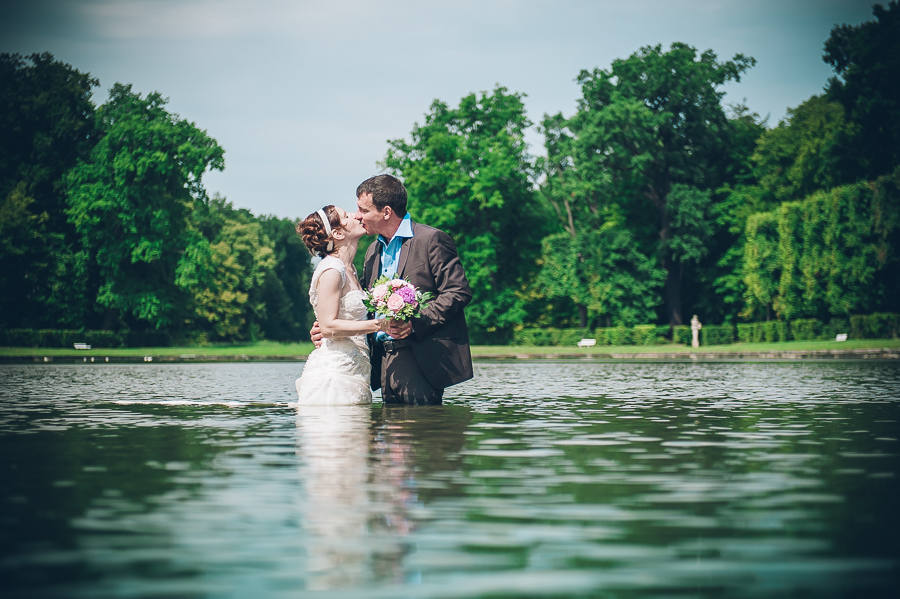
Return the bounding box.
[701,325,736,345]
[672,325,690,345]
[743,173,900,321]
[0,329,171,348]
[512,325,669,347]
[510,312,898,347]
[736,313,898,342]
[6,314,897,350]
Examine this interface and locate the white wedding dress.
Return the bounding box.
[295,257,373,405]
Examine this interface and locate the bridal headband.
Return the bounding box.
[316,208,334,252]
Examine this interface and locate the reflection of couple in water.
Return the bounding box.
[292,174,475,588]
[294,174,473,407]
[296,404,472,589]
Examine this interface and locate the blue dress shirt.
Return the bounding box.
[378,213,414,278]
[376,214,414,341]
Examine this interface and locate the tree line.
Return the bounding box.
[0,60,311,344]
[1,3,897,345]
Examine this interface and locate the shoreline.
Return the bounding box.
[2,346,898,364]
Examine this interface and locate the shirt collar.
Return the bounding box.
[377,213,414,247]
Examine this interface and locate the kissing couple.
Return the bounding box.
[294,174,473,406]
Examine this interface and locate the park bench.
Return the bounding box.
[577,338,597,348]
[74,343,91,350]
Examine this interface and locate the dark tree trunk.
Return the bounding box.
[101,308,117,331]
[664,257,683,327]
[578,305,588,329]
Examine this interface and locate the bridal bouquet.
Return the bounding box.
[363,274,433,321]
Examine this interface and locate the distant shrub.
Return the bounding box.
[0,329,127,348]
[469,328,513,345]
[605,326,631,346]
[790,319,821,341]
[701,324,735,346]
[632,325,661,346]
[511,328,590,346]
[775,320,791,342]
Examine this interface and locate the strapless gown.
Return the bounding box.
[295,257,372,405]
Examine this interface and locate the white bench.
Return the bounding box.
[74,343,91,350]
[577,338,597,348]
[835,334,848,342]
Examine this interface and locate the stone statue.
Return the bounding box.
[690,315,702,348]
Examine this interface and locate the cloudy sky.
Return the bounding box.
[1,0,877,221]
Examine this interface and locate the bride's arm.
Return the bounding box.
[316,269,387,338]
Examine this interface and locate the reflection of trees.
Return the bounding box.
[0,415,227,589]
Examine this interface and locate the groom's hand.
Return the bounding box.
[387,319,412,339]
[310,321,323,348]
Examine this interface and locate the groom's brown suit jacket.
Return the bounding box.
[363,221,474,392]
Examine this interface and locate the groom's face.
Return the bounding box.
[356,193,387,237]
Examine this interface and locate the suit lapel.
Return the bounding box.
[365,242,381,287]
[396,236,410,278]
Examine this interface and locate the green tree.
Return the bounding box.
[382,86,552,335]
[539,227,664,327]
[258,215,313,341]
[66,83,225,331]
[695,105,767,323]
[0,53,99,328]
[537,111,663,327]
[752,95,847,202]
[824,1,900,181]
[176,196,279,342]
[542,43,756,326]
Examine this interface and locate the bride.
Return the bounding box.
[294,206,388,405]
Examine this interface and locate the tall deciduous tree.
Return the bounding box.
[752,95,847,203]
[824,1,900,181]
[538,111,663,328]
[177,197,279,342]
[546,43,755,327]
[382,87,552,336]
[0,53,99,328]
[66,83,224,331]
[539,227,664,327]
[258,214,313,340]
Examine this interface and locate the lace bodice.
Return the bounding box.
[309,256,368,323]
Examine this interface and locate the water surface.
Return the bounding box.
[1,361,898,598]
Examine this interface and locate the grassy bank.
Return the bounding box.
[0,340,314,358]
[472,338,900,356]
[1,338,898,360]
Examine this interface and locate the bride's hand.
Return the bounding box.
[310,321,323,348]
[376,319,390,333]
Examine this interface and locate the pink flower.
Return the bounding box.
[390,278,405,289]
[386,294,405,312]
[372,284,389,301]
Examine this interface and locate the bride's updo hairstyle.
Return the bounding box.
[297,205,341,257]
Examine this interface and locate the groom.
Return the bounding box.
[313,174,474,405]
[357,174,473,405]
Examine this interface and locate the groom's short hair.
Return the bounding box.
[357,174,408,217]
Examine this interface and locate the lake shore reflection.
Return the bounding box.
[0,361,897,597]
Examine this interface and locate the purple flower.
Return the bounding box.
[396,285,417,304]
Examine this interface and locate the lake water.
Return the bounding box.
[1,360,898,598]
